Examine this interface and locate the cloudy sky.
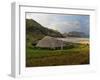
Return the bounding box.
[26,13,89,35]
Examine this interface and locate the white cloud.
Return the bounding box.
[26,13,88,34]
[50,21,81,33]
[26,13,53,28]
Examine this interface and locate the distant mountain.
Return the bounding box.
[63,31,89,38]
[26,19,63,47]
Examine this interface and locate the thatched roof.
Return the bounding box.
[36,36,66,48]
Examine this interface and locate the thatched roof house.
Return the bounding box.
[36,36,66,49]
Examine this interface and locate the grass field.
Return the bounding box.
[26,43,89,67]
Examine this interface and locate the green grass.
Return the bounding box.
[26,43,89,67]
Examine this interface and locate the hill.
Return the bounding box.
[26,19,63,47]
[63,31,89,38]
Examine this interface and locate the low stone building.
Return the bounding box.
[36,36,66,49]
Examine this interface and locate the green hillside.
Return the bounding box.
[26,19,63,48]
